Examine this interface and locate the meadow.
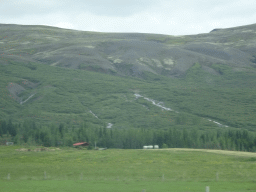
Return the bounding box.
[0,146,256,192]
[1,24,256,191]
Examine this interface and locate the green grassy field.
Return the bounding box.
[1,146,256,192]
[1,180,255,192]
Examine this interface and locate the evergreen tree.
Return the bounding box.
[99,128,103,138]
[166,128,173,148]
[0,123,2,136]
[62,134,70,147]
[183,129,189,147]
[1,120,7,134]
[219,137,226,150]
[59,123,64,138]
[190,127,199,148]
[162,143,168,148]
[14,132,22,145]
[156,130,164,147]
[103,125,107,136]
[7,119,16,136]
[172,128,180,147]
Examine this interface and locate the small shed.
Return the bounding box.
[73,142,89,147]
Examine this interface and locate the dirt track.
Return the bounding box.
[149,148,256,157]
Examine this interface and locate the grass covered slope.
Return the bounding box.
[1,58,256,131]
[1,23,256,131]
[0,146,256,192]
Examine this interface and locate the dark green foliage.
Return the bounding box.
[1,120,7,135]
[59,123,64,138]
[161,143,168,148]
[26,63,37,70]
[1,58,256,131]
[87,144,93,150]
[7,119,16,136]
[1,118,256,152]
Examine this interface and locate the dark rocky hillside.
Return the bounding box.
[1,23,256,78]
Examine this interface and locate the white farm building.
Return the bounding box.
[143,145,159,149]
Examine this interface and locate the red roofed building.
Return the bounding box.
[73,142,89,147]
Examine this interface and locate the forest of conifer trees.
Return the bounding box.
[1,119,256,152]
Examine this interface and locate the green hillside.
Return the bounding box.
[1,56,256,131]
[1,23,256,148]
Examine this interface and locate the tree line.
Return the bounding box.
[0,119,256,152]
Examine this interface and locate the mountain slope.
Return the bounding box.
[0,23,256,131]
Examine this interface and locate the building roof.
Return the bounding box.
[73,142,89,146]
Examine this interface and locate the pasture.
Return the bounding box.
[0,146,256,192]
